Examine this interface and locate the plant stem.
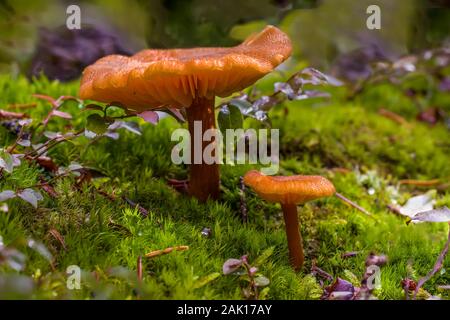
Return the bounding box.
[186,97,220,202]
[414,222,450,299]
[281,203,304,271]
[335,192,372,216]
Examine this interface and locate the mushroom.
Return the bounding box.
[243,170,335,271]
[79,26,292,202]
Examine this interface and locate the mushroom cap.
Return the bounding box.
[79,25,292,112]
[243,170,335,205]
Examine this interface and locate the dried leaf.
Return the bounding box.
[48,228,67,251]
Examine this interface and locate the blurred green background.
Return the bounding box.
[0,0,449,79]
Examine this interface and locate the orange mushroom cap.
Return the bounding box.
[79,25,292,112]
[243,170,336,205]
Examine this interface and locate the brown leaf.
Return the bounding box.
[35,156,58,172]
[48,228,67,251]
[40,182,58,198]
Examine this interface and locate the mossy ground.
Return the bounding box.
[0,74,449,299]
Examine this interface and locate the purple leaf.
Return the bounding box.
[17,189,43,208]
[0,190,16,202]
[17,139,31,147]
[323,278,355,300]
[249,267,258,276]
[223,258,243,275]
[138,111,159,125]
[411,207,450,223]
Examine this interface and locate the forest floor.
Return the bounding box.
[0,71,449,299]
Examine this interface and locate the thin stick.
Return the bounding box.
[137,255,143,283]
[239,176,248,223]
[335,192,371,216]
[144,245,189,258]
[399,179,441,186]
[414,223,450,299]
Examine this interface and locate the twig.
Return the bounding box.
[137,255,143,283]
[239,176,248,223]
[335,192,372,216]
[378,108,409,125]
[311,264,333,281]
[414,222,450,299]
[48,228,67,251]
[122,196,149,217]
[7,125,26,153]
[6,102,37,109]
[144,245,189,258]
[0,109,28,119]
[399,179,441,186]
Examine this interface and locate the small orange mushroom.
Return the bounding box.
[79,26,292,202]
[243,170,335,271]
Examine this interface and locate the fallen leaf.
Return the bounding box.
[48,228,67,251]
[411,207,450,223]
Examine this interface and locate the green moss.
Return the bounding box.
[0,74,449,299]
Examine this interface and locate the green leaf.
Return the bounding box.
[217,104,243,134]
[83,104,104,112]
[254,275,270,287]
[86,114,108,134]
[259,287,270,300]
[229,99,253,115]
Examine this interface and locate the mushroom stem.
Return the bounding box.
[281,203,305,271]
[186,97,220,202]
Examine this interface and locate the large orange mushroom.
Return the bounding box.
[243,170,336,271]
[79,26,292,202]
